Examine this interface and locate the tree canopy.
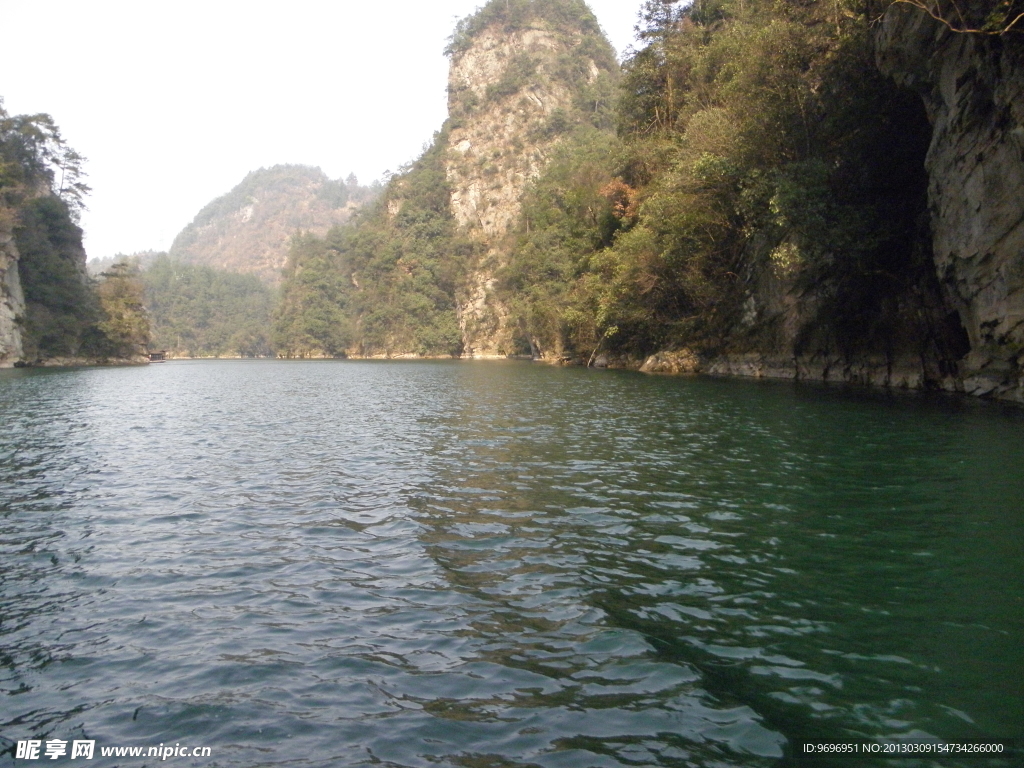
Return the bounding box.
[492,0,952,363]
[144,256,275,358]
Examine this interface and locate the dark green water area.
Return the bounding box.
[0,360,1021,767]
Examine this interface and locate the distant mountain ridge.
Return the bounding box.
[168,164,377,284]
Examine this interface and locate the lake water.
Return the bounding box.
[0,360,1021,767]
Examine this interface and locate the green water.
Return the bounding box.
[0,360,1021,767]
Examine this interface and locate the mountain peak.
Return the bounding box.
[168,164,376,284]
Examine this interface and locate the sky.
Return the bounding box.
[0,0,645,261]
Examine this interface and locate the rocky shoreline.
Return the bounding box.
[578,348,1022,405]
[1,355,150,369]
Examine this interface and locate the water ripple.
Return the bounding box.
[0,361,1021,767]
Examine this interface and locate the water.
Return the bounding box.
[0,360,1021,767]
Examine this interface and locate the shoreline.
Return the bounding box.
[7,350,1021,407]
[1,355,149,369]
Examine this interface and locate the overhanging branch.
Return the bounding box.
[883,0,1024,34]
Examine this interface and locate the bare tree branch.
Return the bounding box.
[883,0,1024,34]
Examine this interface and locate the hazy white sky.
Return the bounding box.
[0,0,644,260]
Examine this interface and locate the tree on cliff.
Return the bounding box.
[2,98,154,362]
[96,261,150,358]
[0,100,90,222]
[13,195,101,359]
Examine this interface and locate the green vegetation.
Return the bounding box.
[143,256,275,357]
[1,99,149,362]
[161,0,968,366]
[272,234,354,357]
[498,127,623,357]
[274,134,475,357]
[870,0,1024,34]
[96,261,150,359]
[445,0,609,56]
[275,0,615,357]
[14,196,104,358]
[486,54,539,103]
[498,0,951,362]
[0,101,89,223]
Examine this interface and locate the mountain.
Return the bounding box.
[87,250,162,277]
[267,0,1024,403]
[272,0,619,358]
[443,0,619,355]
[168,164,376,284]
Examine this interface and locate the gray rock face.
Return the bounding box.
[0,222,25,367]
[876,7,1024,402]
[445,17,617,359]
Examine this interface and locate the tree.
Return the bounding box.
[142,255,276,358]
[0,100,90,221]
[273,234,354,357]
[14,195,99,359]
[96,261,150,358]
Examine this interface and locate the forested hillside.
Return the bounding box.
[273,144,475,358]
[9,0,1020,395]
[0,100,149,365]
[502,0,952,364]
[119,166,380,360]
[268,0,1022,400]
[143,256,275,357]
[273,0,619,358]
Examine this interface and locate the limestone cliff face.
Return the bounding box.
[0,217,25,367]
[876,8,1024,402]
[446,15,615,356]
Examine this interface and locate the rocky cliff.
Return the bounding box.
[0,215,26,367]
[445,3,618,356]
[876,6,1024,402]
